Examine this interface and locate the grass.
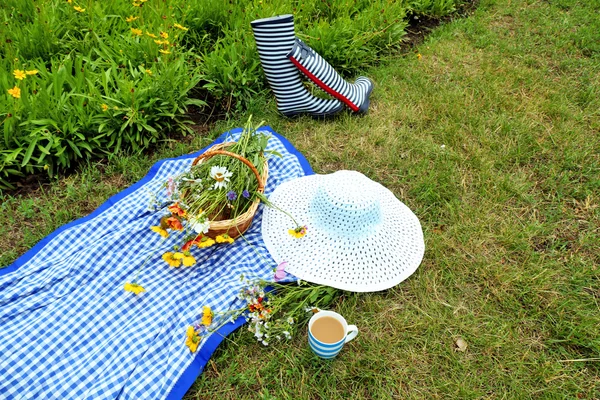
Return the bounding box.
[2,0,600,398]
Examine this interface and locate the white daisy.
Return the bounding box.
[210,165,232,189]
[189,216,210,234]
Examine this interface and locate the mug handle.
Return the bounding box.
[345,325,358,343]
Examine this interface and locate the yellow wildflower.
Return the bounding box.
[25,70,38,75]
[151,226,169,238]
[153,39,166,45]
[162,251,183,267]
[124,282,145,295]
[145,69,153,76]
[417,53,422,60]
[7,86,21,99]
[67,0,72,3]
[145,31,157,39]
[197,237,215,249]
[173,23,188,31]
[132,2,142,7]
[131,28,143,36]
[215,234,234,244]
[288,225,308,239]
[185,326,200,353]
[182,252,196,267]
[73,6,85,12]
[126,15,139,23]
[159,49,171,55]
[101,103,109,111]
[159,31,168,39]
[202,306,213,326]
[13,70,26,80]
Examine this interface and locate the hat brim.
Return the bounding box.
[261,171,425,292]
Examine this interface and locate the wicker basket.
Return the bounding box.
[189,141,268,239]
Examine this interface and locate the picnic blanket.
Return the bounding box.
[0,127,312,400]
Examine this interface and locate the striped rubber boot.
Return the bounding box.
[251,15,343,118]
[287,38,374,113]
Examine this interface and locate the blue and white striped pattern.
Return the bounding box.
[308,332,345,359]
[0,127,309,400]
[251,15,343,118]
[287,38,374,113]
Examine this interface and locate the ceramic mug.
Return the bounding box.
[308,310,358,359]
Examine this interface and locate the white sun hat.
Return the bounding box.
[261,170,425,292]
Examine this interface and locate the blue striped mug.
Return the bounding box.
[308,310,358,359]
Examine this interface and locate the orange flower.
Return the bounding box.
[165,216,183,231]
[182,235,202,251]
[168,203,186,217]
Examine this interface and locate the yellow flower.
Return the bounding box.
[288,225,308,239]
[173,23,188,31]
[162,251,182,267]
[159,31,168,39]
[73,6,85,12]
[145,32,157,38]
[151,226,169,238]
[126,15,139,23]
[145,69,153,76]
[202,306,213,326]
[197,237,215,248]
[215,234,234,244]
[182,252,196,267]
[67,0,72,3]
[25,70,38,75]
[124,282,145,295]
[101,103,109,111]
[185,326,200,353]
[417,53,422,60]
[153,39,168,45]
[131,28,143,36]
[7,86,21,99]
[159,49,171,55]
[13,70,26,80]
[132,1,141,7]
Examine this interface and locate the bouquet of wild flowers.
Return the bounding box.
[185,264,339,352]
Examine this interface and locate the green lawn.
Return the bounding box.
[2,0,600,398]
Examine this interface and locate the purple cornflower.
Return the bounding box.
[226,190,237,201]
[242,190,250,199]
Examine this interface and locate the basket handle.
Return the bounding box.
[192,149,265,193]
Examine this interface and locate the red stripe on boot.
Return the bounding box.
[288,56,359,112]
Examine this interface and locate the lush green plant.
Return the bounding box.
[0,0,466,189]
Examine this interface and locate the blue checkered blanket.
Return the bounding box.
[0,127,312,400]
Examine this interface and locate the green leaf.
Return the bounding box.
[21,138,39,167]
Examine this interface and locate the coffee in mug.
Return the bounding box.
[308,310,358,359]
